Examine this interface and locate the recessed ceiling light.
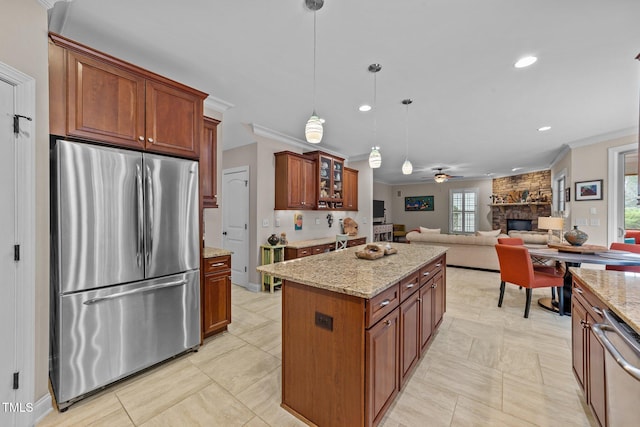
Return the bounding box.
[359,104,371,112]
[514,56,537,68]
[537,126,551,132]
[512,167,522,172]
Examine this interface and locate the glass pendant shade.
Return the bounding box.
[369,147,381,168]
[305,113,323,143]
[402,159,413,175]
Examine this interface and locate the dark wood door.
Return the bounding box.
[366,309,400,427]
[419,281,434,352]
[67,51,146,149]
[587,311,606,427]
[287,154,305,209]
[344,167,359,211]
[433,272,446,327]
[145,80,202,158]
[400,292,420,386]
[302,157,317,208]
[201,117,220,208]
[202,272,231,337]
[571,297,587,391]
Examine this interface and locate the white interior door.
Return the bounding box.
[0,77,18,426]
[222,167,249,287]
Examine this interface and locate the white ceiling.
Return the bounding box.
[50,0,640,184]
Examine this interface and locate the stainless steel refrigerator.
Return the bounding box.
[50,139,200,409]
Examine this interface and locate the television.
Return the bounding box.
[373,200,385,219]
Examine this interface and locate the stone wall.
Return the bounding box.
[491,171,552,232]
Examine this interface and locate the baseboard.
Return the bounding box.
[31,392,53,426]
[233,281,261,293]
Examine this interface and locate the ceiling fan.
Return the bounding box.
[432,167,463,183]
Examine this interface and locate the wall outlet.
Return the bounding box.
[275,218,280,227]
[590,218,600,226]
[575,218,588,226]
[315,218,320,225]
[262,219,269,227]
[590,207,597,215]
[362,217,367,224]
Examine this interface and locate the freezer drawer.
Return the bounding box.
[50,271,200,407]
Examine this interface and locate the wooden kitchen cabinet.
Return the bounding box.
[201,117,220,208]
[202,255,231,338]
[306,151,345,209]
[571,278,606,427]
[343,167,359,211]
[49,33,206,159]
[274,151,316,210]
[399,290,420,386]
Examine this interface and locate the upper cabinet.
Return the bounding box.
[274,150,358,211]
[49,33,206,159]
[274,151,316,210]
[201,117,220,208]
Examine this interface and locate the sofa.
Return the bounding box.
[406,228,554,271]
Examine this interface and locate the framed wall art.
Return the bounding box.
[575,179,603,201]
[404,195,434,211]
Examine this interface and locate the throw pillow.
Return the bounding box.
[419,227,441,234]
[476,229,502,237]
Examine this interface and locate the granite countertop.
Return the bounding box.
[571,268,640,333]
[256,243,448,299]
[285,235,366,249]
[203,247,233,259]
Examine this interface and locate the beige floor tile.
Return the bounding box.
[87,408,134,427]
[236,320,281,352]
[382,385,457,427]
[189,332,248,368]
[502,372,596,427]
[115,358,211,425]
[243,416,271,427]
[228,304,273,336]
[427,326,474,359]
[38,392,124,427]
[201,344,280,396]
[140,382,255,427]
[451,395,537,427]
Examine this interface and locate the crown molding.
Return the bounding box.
[566,127,636,149]
[204,96,234,113]
[38,0,69,9]
[249,123,346,158]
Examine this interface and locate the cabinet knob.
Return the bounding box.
[385,320,392,327]
[380,299,390,307]
[580,319,590,329]
[406,283,415,289]
[574,288,583,294]
[147,137,154,143]
[431,283,437,289]
[139,136,144,141]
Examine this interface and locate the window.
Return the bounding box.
[555,174,566,215]
[624,151,640,229]
[450,188,478,234]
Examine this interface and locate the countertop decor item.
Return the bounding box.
[279,232,288,245]
[268,233,280,246]
[564,225,589,246]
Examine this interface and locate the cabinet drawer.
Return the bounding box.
[419,256,445,286]
[203,255,231,274]
[366,284,400,328]
[572,279,604,321]
[347,237,367,247]
[399,271,420,302]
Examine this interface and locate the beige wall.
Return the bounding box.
[372,181,393,222]
[0,0,50,405]
[390,179,493,232]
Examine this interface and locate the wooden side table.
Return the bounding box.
[260,244,286,292]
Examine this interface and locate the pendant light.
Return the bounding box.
[401,99,413,175]
[368,63,382,168]
[305,0,324,144]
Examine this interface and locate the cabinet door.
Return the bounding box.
[400,292,420,386]
[366,310,400,427]
[67,51,146,149]
[343,167,358,211]
[419,282,434,352]
[587,311,606,427]
[433,272,446,328]
[571,297,587,391]
[333,159,344,202]
[145,80,202,158]
[302,157,317,208]
[202,272,231,337]
[201,117,220,208]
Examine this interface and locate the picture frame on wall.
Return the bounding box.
[565,187,570,202]
[575,179,603,201]
[405,195,434,211]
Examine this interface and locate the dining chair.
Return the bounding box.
[335,234,349,250]
[495,244,565,318]
[606,242,640,273]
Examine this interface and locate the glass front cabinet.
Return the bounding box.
[308,151,345,209]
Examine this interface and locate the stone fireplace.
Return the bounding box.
[491,171,552,233]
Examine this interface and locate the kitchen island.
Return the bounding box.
[257,243,447,427]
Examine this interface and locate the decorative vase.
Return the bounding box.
[267,234,280,246]
[564,225,588,246]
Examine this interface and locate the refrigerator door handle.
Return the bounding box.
[145,164,154,268]
[136,164,144,268]
[82,279,188,305]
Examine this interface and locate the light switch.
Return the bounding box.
[262,219,269,227]
[275,218,280,227]
[363,217,367,224]
[575,218,588,226]
[315,218,320,225]
[590,207,597,215]
[590,218,600,226]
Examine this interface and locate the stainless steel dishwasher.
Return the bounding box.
[592,309,640,427]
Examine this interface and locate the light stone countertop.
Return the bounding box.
[203,247,233,259]
[571,268,640,333]
[285,235,366,249]
[257,243,448,299]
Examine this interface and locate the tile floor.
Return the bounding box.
[38,267,596,427]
